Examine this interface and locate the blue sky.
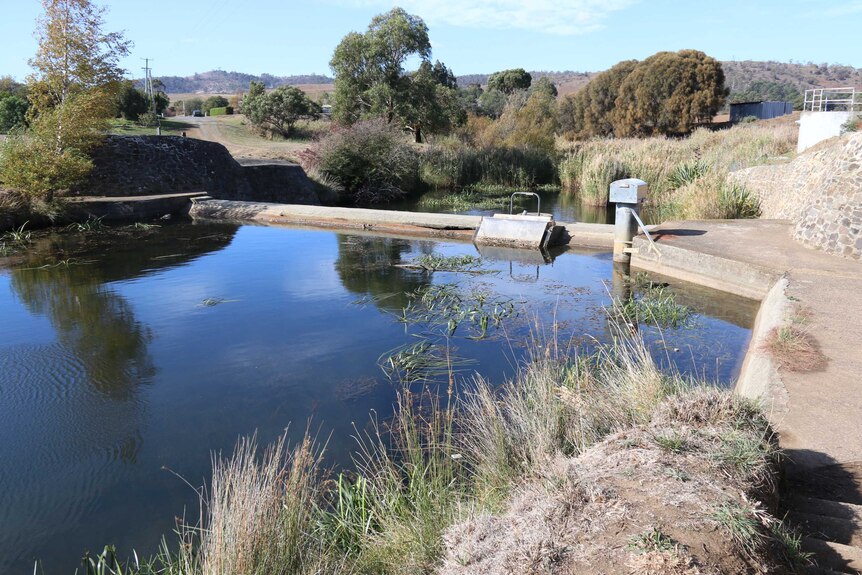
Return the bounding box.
[2,0,861,82]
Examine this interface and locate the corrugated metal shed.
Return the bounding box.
[730,101,794,122]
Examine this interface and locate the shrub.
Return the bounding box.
[309,119,421,204]
[208,106,233,116]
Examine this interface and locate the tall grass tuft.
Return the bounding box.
[177,432,338,575]
[557,122,796,218]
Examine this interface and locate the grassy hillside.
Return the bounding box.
[158,61,861,102]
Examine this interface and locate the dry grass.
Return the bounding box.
[78,334,795,575]
[763,325,828,372]
[556,122,797,220]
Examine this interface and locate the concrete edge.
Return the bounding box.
[188,199,617,249]
[735,276,790,423]
[630,236,779,300]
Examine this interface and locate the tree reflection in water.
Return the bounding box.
[334,234,433,311]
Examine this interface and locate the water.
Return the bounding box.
[0,221,758,573]
[384,189,614,223]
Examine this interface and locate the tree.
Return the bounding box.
[612,50,727,136]
[27,0,131,144]
[0,0,130,201]
[243,84,321,137]
[487,68,532,95]
[0,94,29,133]
[477,88,507,119]
[503,90,559,154]
[202,95,229,114]
[330,8,431,124]
[399,60,463,142]
[329,7,459,141]
[530,76,558,98]
[115,82,149,120]
[560,59,638,139]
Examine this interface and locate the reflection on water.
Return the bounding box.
[335,235,432,310]
[384,190,614,224]
[0,222,757,573]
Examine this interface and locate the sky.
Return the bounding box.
[1,0,861,82]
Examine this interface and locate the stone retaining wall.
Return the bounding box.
[730,133,862,260]
[73,135,319,205]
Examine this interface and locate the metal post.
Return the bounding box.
[613,203,638,263]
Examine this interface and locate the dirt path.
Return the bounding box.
[175,115,310,162]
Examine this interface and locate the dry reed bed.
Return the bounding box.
[557,123,798,220]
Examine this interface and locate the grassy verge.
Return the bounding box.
[74,332,799,575]
[108,119,197,136]
[557,122,797,220]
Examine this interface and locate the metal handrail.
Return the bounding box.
[509,192,541,216]
[803,87,861,112]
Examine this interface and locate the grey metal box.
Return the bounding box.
[609,178,648,204]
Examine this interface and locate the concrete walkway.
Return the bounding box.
[632,219,862,573]
[188,199,617,248]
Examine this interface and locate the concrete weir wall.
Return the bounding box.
[73,135,319,205]
[797,110,853,153]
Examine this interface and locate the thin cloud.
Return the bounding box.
[347,0,639,35]
[824,0,862,15]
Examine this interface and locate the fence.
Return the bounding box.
[803,87,862,112]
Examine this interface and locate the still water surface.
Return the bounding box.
[0,222,757,573]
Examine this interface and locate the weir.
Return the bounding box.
[473,192,563,249]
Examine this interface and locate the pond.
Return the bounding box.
[0,221,759,573]
[383,189,615,224]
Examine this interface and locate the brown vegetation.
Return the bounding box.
[763,325,828,373]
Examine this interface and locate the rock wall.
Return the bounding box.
[730,133,862,260]
[73,135,319,205]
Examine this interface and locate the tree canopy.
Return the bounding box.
[242,82,321,137]
[0,0,130,200]
[487,68,532,95]
[559,51,727,139]
[613,50,727,136]
[329,8,460,142]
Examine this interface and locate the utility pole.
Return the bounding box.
[141,58,155,114]
[142,58,161,134]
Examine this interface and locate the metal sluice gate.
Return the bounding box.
[473,192,562,250]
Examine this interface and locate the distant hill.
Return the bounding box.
[159,71,333,94]
[159,61,862,102]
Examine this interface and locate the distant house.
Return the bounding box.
[729,101,794,122]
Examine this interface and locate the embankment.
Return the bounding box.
[731,132,862,260]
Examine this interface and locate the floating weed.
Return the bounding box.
[609,286,694,329]
[2,221,31,244]
[199,297,239,307]
[379,339,475,383]
[130,222,161,231]
[66,216,107,233]
[411,253,484,273]
[396,284,517,340]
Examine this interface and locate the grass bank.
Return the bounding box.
[109,119,198,136]
[557,122,797,220]
[77,334,802,575]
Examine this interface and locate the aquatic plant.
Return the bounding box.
[610,285,694,329]
[65,216,106,233]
